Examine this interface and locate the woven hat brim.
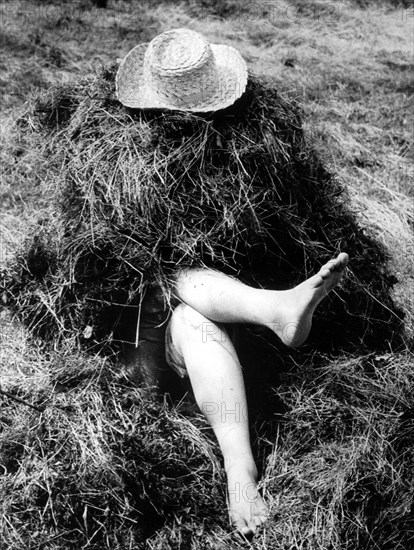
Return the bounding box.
[115,43,248,112]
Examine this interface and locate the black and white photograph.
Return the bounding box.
[0,1,413,548]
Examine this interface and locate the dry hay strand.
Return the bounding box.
[1,65,407,356]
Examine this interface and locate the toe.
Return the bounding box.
[253,514,267,527]
[337,252,349,268]
[231,514,252,537]
[239,523,254,537]
[327,258,339,270]
[320,267,331,279]
[247,519,258,533]
[332,253,348,269]
[324,254,348,274]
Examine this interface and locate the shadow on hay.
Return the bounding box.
[1,67,406,414]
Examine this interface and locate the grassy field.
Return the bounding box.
[1,1,413,549]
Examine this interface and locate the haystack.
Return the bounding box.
[1,65,405,356]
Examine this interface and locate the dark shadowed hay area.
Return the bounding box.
[1,66,407,357]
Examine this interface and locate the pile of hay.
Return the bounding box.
[0,351,225,549]
[1,66,405,354]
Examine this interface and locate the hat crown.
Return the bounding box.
[144,29,217,107]
[149,28,210,72]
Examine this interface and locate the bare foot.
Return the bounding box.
[226,462,268,537]
[267,252,349,348]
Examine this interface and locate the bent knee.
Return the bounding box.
[170,303,227,344]
[170,303,209,333]
[168,304,207,356]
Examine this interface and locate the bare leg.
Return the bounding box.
[169,303,268,536]
[173,253,349,348]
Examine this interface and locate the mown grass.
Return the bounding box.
[1,1,413,548]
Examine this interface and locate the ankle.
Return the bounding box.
[250,288,274,324]
[224,457,258,480]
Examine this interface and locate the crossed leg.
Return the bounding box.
[169,253,349,535]
[173,252,349,348]
[169,304,268,536]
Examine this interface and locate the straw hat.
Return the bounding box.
[115,28,248,112]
